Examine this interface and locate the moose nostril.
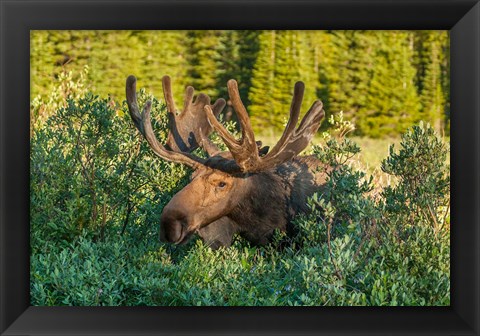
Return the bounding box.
[168,221,183,242]
[160,219,184,243]
[159,225,167,242]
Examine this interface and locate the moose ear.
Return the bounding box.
[255,141,269,157]
[259,146,270,157]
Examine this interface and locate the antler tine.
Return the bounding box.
[126,75,145,136]
[160,75,226,154]
[141,102,205,168]
[126,75,205,169]
[199,98,226,156]
[227,80,258,154]
[183,85,195,112]
[266,81,304,158]
[297,100,324,134]
[205,79,324,173]
[161,76,177,114]
[259,99,324,168]
[204,105,243,151]
[204,80,263,171]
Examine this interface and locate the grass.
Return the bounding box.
[256,129,399,174]
[351,137,400,172]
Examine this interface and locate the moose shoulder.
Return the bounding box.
[126,75,327,249]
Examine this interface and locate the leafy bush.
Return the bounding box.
[381,121,450,235]
[31,91,190,251]
[31,92,450,306]
[293,116,450,305]
[31,66,90,133]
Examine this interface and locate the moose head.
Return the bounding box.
[126,75,325,248]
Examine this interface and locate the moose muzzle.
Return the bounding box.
[159,209,190,244]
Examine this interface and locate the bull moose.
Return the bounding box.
[126,75,327,249]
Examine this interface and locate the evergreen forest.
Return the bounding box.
[31,30,449,137]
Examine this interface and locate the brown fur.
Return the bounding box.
[160,154,327,248]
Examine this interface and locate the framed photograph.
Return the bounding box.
[1,0,479,335]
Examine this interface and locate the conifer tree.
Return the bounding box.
[235,30,261,108]
[249,30,277,131]
[186,30,223,97]
[271,31,300,129]
[136,30,190,104]
[360,31,421,137]
[214,31,261,122]
[272,31,317,129]
[31,31,94,99]
[86,31,145,101]
[215,31,241,105]
[310,31,335,131]
[187,30,259,122]
[414,31,448,133]
[249,31,317,132]
[317,31,373,127]
[30,30,450,138]
[441,32,450,134]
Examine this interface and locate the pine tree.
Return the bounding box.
[441,32,450,134]
[215,30,240,100]
[271,31,299,129]
[249,30,318,132]
[30,30,450,137]
[360,31,421,137]
[234,30,261,108]
[87,31,145,101]
[31,30,92,99]
[136,30,190,104]
[186,30,223,97]
[296,31,318,111]
[317,31,373,127]
[30,31,57,99]
[249,30,277,131]
[214,30,241,122]
[273,31,317,128]
[414,31,448,133]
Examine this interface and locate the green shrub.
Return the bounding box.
[381,121,450,234]
[31,94,450,306]
[290,117,450,305]
[30,91,190,251]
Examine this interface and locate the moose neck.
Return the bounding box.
[227,156,325,245]
[228,171,289,245]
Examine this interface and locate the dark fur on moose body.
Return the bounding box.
[126,74,326,249]
[229,155,327,245]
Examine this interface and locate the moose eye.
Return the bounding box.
[217,181,227,188]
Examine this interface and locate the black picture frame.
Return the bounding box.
[1,0,479,335]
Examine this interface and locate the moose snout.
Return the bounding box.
[159,211,188,244]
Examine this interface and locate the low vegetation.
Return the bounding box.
[31,91,450,306]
